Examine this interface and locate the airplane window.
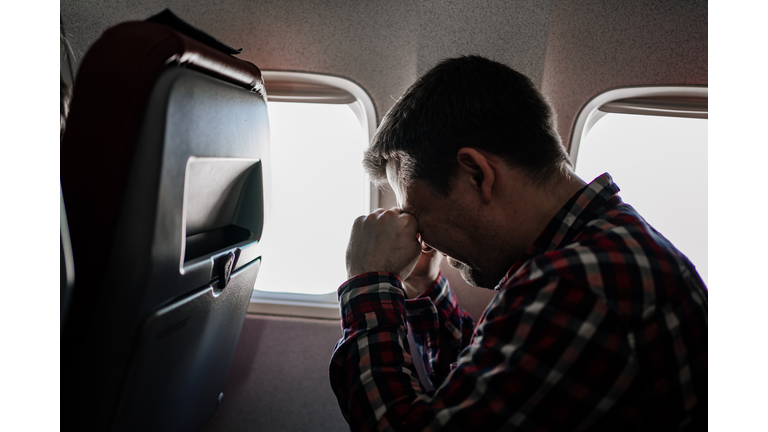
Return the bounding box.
[255,101,368,295]
[574,113,708,285]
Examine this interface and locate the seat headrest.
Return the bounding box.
[100,20,265,96]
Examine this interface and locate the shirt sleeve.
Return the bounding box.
[329,271,639,431]
[404,272,474,389]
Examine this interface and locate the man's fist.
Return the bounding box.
[346,209,421,280]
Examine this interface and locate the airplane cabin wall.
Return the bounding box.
[541,0,708,151]
[61,0,554,125]
[201,315,349,431]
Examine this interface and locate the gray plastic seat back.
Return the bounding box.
[60,20,270,432]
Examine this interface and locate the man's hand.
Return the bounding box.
[346,209,421,280]
[403,247,443,299]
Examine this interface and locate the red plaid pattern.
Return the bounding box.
[330,173,707,431]
[404,273,475,389]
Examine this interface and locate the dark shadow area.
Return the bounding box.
[440,259,497,322]
[184,225,251,262]
[201,314,348,432]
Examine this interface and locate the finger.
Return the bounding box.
[397,210,419,234]
[370,208,401,225]
[352,214,366,230]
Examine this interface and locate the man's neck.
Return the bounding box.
[502,168,587,266]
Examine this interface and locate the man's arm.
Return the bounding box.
[330,270,639,431]
[405,272,474,389]
[333,209,638,430]
[402,248,475,389]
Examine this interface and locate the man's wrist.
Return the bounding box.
[402,273,441,299]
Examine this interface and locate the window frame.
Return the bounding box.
[569,86,708,166]
[247,71,378,320]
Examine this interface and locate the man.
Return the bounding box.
[330,56,707,431]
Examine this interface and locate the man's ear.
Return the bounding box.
[456,148,495,204]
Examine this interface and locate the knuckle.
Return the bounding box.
[399,212,417,227]
[378,209,395,221]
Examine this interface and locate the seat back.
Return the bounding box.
[60,17,269,432]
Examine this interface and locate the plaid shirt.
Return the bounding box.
[404,273,475,390]
[330,173,708,431]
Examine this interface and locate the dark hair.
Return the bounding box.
[364,55,570,196]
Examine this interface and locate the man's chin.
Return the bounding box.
[447,257,495,290]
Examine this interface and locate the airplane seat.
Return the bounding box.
[60,12,269,432]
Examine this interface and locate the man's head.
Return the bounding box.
[366,56,576,287]
[365,55,570,197]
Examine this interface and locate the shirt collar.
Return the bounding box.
[497,173,621,288]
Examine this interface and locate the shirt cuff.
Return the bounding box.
[337,272,407,330]
[404,272,445,332]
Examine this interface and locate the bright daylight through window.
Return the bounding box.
[575,113,708,285]
[254,102,369,295]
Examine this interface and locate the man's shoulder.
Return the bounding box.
[566,202,695,276]
[505,203,706,319]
